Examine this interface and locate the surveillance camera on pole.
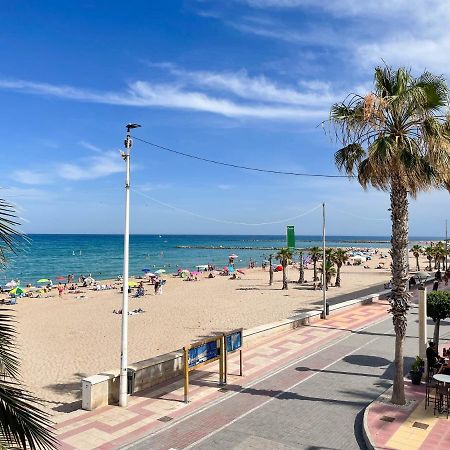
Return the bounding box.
[119,122,141,408]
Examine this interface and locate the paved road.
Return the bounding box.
[126,303,450,450]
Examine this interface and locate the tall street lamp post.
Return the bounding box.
[119,123,141,408]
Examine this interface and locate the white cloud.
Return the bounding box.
[12,170,51,185]
[217,184,233,190]
[164,66,340,106]
[79,140,102,153]
[136,183,172,192]
[0,76,328,121]
[235,1,450,77]
[59,151,123,181]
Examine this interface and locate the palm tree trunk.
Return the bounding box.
[433,319,441,349]
[269,255,273,286]
[415,256,420,271]
[282,262,288,290]
[313,261,318,281]
[298,253,304,283]
[389,180,410,406]
[335,264,341,287]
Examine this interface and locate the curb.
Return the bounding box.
[363,399,378,450]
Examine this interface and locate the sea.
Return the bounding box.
[0,234,441,285]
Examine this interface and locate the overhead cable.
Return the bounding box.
[132,189,322,226]
[132,136,351,178]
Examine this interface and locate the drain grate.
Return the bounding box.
[412,421,429,430]
[157,416,173,423]
[380,416,395,422]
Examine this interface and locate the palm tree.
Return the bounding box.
[309,246,321,281]
[333,248,349,287]
[297,250,305,283]
[434,242,446,270]
[0,199,56,449]
[325,248,335,264]
[276,247,293,290]
[411,245,422,271]
[330,66,450,405]
[424,246,434,271]
[319,261,336,289]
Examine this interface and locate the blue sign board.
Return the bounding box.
[188,340,218,368]
[226,331,242,353]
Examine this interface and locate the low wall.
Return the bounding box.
[81,291,383,410]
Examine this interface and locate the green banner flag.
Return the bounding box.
[287,225,295,249]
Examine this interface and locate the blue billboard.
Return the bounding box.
[226,331,242,353]
[188,340,219,368]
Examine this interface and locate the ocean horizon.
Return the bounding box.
[1,234,444,285]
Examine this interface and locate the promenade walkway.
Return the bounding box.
[56,299,390,449]
[56,284,450,449]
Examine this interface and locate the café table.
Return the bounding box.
[433,374,450,384]
[433,374,450,417]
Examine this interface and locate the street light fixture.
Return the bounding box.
[119,123,141,408]
[416,271,430,290]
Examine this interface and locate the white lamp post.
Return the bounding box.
[322,202,327,319]
[417,271,429,366]
[119,123,141,408]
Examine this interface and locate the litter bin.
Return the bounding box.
[127,368,136,394]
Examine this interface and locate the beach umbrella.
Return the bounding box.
[37,279,51,283]
[191,271,200,275]
[229,254,239,259]
[9,287,25,295]
[128,281,138,287]
[237,269,245,275]
[142,268,151,272]
[145,272,156,277]
[56,276,66,281]
[5,280,17,289]
[155,269,166,274]
[276,265,283,271]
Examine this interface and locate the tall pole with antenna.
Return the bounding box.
[119,123,141,408]
[322,202,327,319]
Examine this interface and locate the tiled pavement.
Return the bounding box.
[365,380,450,450]
[56,300,391,449]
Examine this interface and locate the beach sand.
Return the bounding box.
[6,248,429,415]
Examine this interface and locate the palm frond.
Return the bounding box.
[0,378,57,450]
[0,311,20,379]
[334,143,366,176]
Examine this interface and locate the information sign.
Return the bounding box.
[188,340,219,368]
[226,330,242,353]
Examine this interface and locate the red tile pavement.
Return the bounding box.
[56,300,391,449]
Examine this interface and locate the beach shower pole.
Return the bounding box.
[119,123,141,408]
[322,202,327,319]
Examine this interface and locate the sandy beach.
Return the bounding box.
[4,248,431,415]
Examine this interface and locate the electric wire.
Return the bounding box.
[132,189,322,226]
[132,136,352,178]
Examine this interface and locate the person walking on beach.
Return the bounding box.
[57,283,64,298]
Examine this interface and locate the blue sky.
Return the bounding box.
[1,0,449,236]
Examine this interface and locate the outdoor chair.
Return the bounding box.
[425,378,438,409]
[433,383,450,418]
